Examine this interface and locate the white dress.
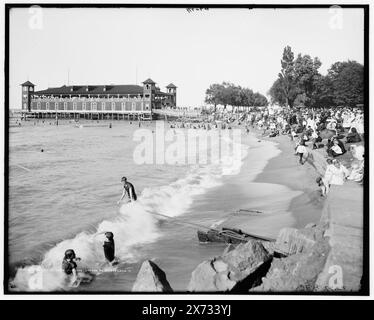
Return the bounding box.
[348,161,364,181]
[352,145,364,161]
[331,145,343,155]
[296,145,308,154]
[324,165,349,185]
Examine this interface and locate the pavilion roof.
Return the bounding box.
[21,81,35,86]
[142,78,156,84]
[33,84,144,95]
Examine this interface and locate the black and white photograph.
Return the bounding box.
[3,2,369,299]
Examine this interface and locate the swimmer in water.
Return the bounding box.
[62,249,81,285]
[62,249,93,286]
[117,176,137,204]
[103,232,115,265]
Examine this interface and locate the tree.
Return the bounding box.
[294,54,322,107]
[205,82,267,109]
[205,83,224,111]
[312,75,335,108]
[241,87,255,106]
[269,46,364,109]
[252,92,268,106]
[327,61,364,107]
[268,78,287,107]
[269,46,326,108]
[221,82,236,108]
[277,46,299,108]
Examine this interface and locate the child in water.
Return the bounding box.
[62,249,81,286]
[62,249,93,287]
[103,232,116,265]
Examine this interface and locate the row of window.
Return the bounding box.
[30,95,151,100]
[31,101,150,111]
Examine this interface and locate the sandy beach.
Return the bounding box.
[217,127,325,240]
[254,133,324,229]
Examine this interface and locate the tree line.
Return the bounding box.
[205,82,268,110]
[268,46,364,108]
[204,46,364,110]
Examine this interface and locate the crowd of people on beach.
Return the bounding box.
[237,105,365,196]
[197,104,364,197]
[165,105,364,199]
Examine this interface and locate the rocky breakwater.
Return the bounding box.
[251,222,330,292]
[186,222,331,293]
[131,222,331,293]
[188,241,272,292]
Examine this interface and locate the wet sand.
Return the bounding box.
[217,128,325,239]
[254,132,324,229]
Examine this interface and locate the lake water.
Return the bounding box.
[8,119,297,292]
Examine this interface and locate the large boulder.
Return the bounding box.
[132,260,173,292]
[188,240,272,292]
[274,225,325,256]
[251,237,330,292]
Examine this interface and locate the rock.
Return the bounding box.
[213,259,229,272]
[188,240,272,292]
[132,260,173,292]
[274,226,325,256]
[187,260,220,291]
[221,241,271,281]
[260,241,276,255]
[251,237,330,292]
[222,244,236,255]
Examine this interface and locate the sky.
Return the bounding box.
[9,7,364,109]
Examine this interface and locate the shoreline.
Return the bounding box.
[161,126,363,293]
[252,130,324,229]
[216,126,325,237]
[208,126,324,241]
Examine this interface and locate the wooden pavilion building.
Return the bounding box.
[20,78,177,120]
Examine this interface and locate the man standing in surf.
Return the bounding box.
[118,176,137,204]
[103,232,116,265]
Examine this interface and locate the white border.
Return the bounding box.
[1,0,372,300]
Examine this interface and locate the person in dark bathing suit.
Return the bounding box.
[118,176,137,203]
[62,249,80,285]
[62,249,79,275]
[62,249,93,286]
[103,232,115,265]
